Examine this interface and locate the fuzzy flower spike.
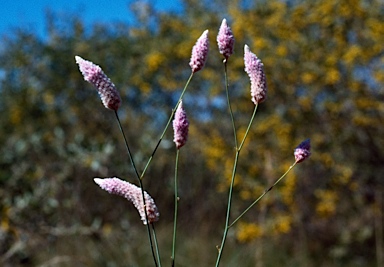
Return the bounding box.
[294,139,311,163]
[173,101,189,149]
[75,56,121,111]
[189,30,209,73]
[244,45,267,105]
[94,177,160,224]
[217,18,234,60]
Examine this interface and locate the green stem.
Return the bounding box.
[115,111,140,179]
[224,60,238,149]
[140,72,194,180]
[228,162,297,229]
[114,111,158,267]
[215,105,259,267]
[215,151,239,267]
[152,224,162,267]
[239,105,258,151]
[171,150,180,267]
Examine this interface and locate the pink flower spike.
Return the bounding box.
[244,45,267,105]
[189,30,209,73]
[217,18,234,60]
[75,56,121,111]
[294,139,311,163]
[173,101,189,149]
[94,177,160,224]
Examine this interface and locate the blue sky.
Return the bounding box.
[1,0,182,38]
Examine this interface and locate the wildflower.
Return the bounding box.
[189,30,209,73]
[294,139,311,163]
[75,56,121,111]
[94,177,159,224]
[244,45,267,105]
[173,101,189,149]
[217,19,234,60]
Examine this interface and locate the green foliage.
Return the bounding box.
[0,0,383,265]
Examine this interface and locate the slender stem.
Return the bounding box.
[152,224,162,267]
[239,105,258,151]
[140,72,194,180]
[114,111,158,267]
[375,189,383,267]
[215,104,259,267]
[115,111,141,179]
[214,60,238,266]
[215,151,240,267]
[224,60,238,148]
[171,150,180,267]
[228,162,297,229]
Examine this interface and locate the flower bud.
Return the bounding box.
[244,45,267,105]
[217,19,234,60]
[189,30,209,73]
[94,177,159,224]
[294,139,311,163]
[75,56,121,111]
[173,101,189,149]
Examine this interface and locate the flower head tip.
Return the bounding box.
[244,45,267,105]
[94,177,159,224]
[173,101,189,149]
[75,56,121,111]
[189,30,209,73]
[217,19,234,60]
[294,139,311,163]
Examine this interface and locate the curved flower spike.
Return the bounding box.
[94,177,160,224]
[244,45,267,105]
[217,19,234,60]
[189,30,209,73]
[173,101,189,149]
[294,139,311,163]
[75,56,121,111]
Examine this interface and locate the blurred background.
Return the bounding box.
[0,0,383,266]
